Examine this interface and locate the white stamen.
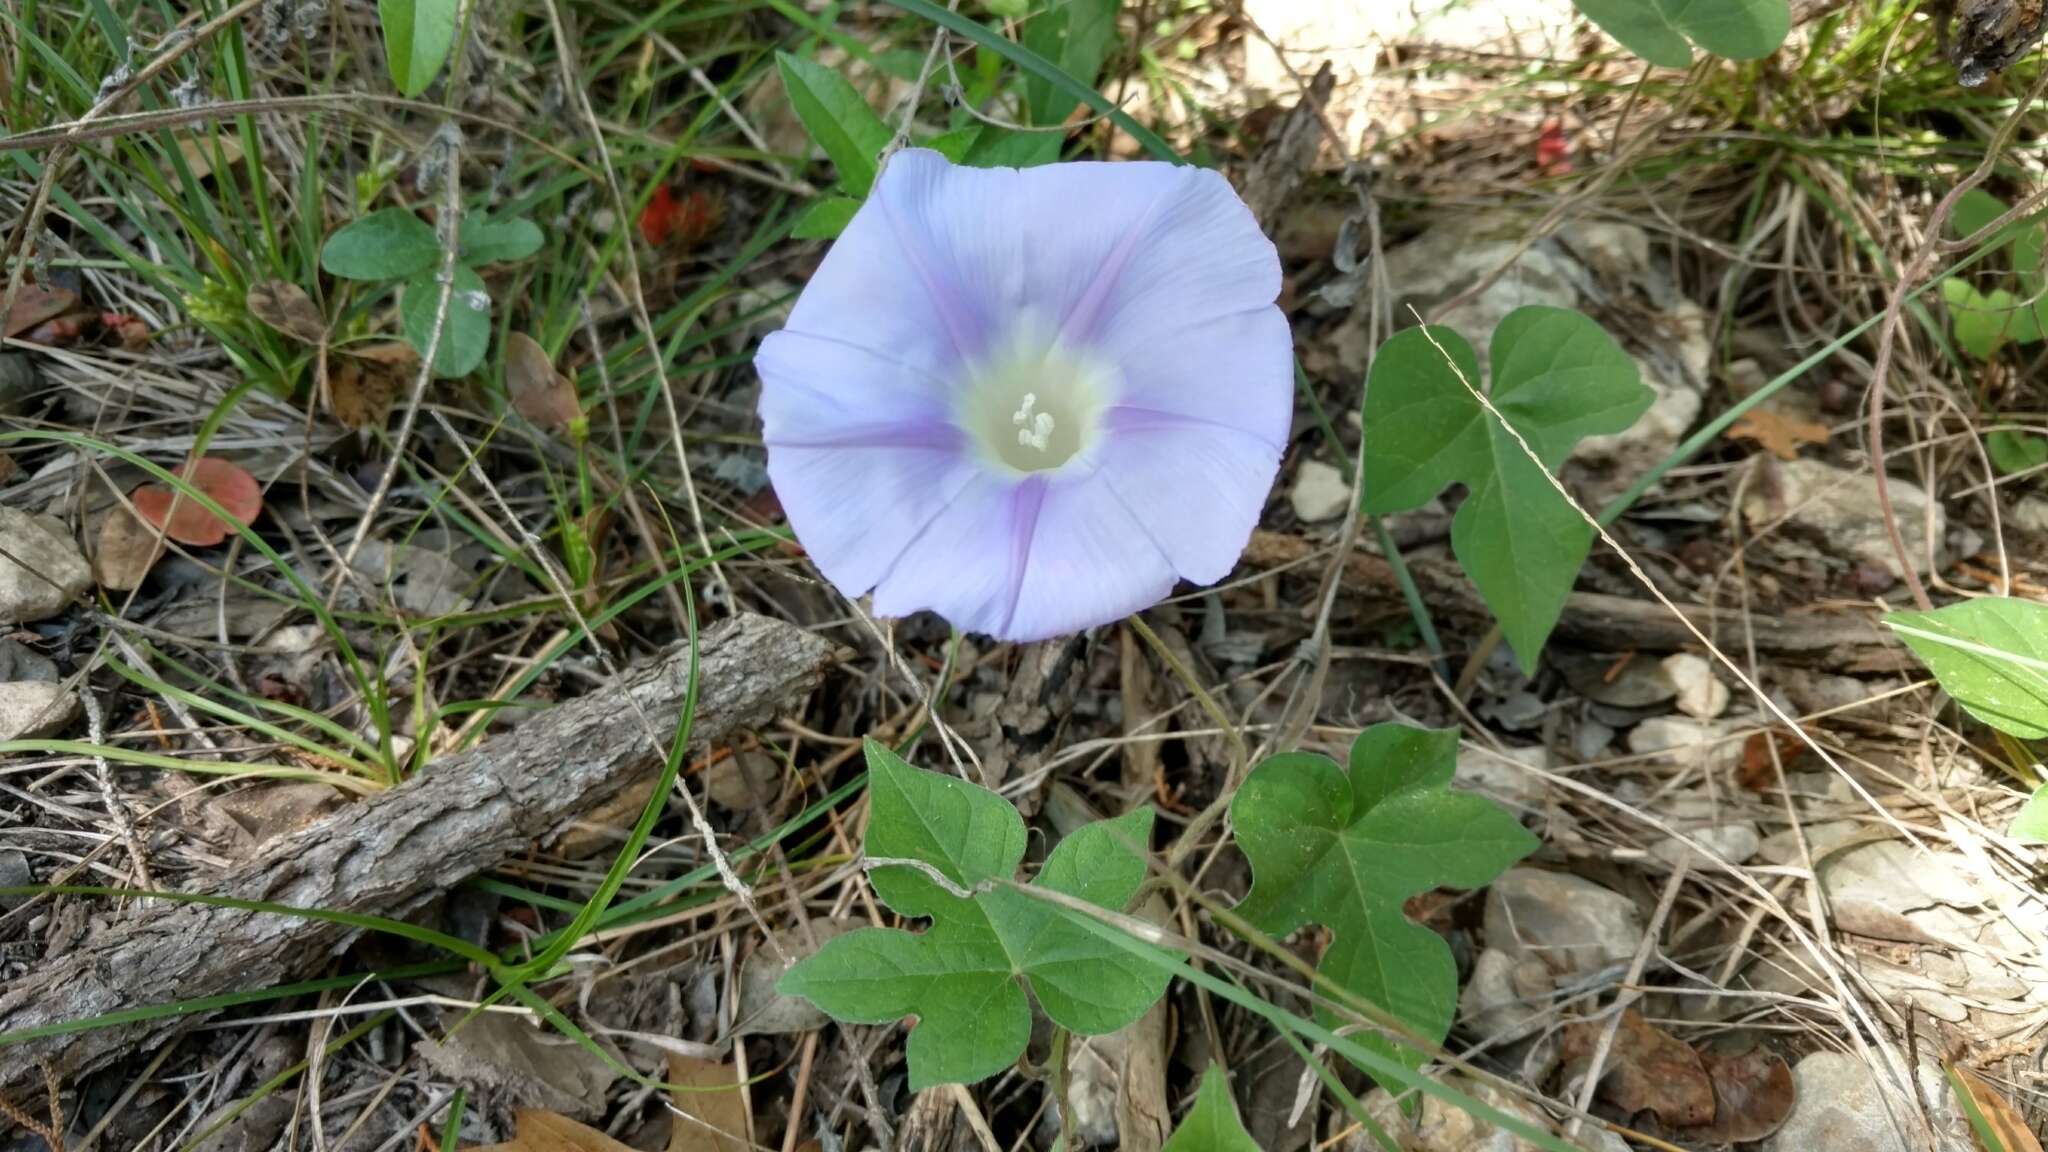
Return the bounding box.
[1012,393,1055,452]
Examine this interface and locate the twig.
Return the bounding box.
[1565,861,1687,1139]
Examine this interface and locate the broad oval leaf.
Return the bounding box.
[378,0,459,98]
[400,264,490,378]
[459,215,544,266]
[1160,1065,1260,1152]
[1574,0,1790,67]
[777,740,1169,1089]
[321,208,441,282]
[2009,784,2048,845]
[775,52,893,198]
[1886,597,2048,739]
[1987,429,2048,476]
[1021,0,1120,125]
[1942,278,2043,359]
[1363,306,1650,671]
[1230,724,1537,1088]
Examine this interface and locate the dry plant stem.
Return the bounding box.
[540,0,730,609]
[0,0,267,327]
[78,687,155,893]
[1564,861,1687,1139]
[580,298,692,634]
[0,614,839,1089]
[1864,66,2048,608]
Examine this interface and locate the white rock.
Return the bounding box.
[0,507,89,623]
[1821,841,1985,944]
[1484,868,1643,976]
[1458,947,1553,1044]
[1626,715,1747,771]
[0,681,79,740]
[1455,743,1548,809]
[1660,653,1730,719]
[1349,1073,1557,1152]
[2013,495,2048,538]
[1742,458,1946,578]
[1652,822,1761,868]
[1762,1052,1911,1152]
[1289,458,1352,523]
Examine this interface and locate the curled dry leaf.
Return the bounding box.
[504,332,582,429]
[94,501,165,591]
[130,457,263,547]
[1683,1047,1796,1144]
[1729,409,1830,461]
[324,342,414,429]
[1560,1009,1714,1127]
[2,282,78,339]
[171,134,245,181]
[245,280,326,343]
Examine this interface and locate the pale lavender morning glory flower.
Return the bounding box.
[757,149,1292,642]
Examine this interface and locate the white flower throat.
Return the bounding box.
[956,315,1118,475]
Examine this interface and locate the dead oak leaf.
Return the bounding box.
[1560,1009,1714,1127]
[505,332,582,429]
[2,282,78,339]
[1682,1047,1795,1143]
[470,1110,634,1152]
[666,1053,749,1152]
[1953,1065,2044,1152]
[246,281,326,343]
[94,501,165,591]
[324,342,414,430]
[1728,410,1829,461]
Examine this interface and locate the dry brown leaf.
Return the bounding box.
[324,344,412,429]
[172,135,245,181]
[1682,1047,1795,1143]
[1560,1009,1714,1127]
[1954,1065,2045,1152]
[666,1053,749,1152]
[1728,410,1829,461]
[94,501,164,591]
[470,1110,635,1152]
[420,1011,617,1119]
[505,332,582,429]
[3,282,78,338]
[245,281,326,343]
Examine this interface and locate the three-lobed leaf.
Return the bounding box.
[1363,306,1650,671]
[776,51,894,198]
[1573,0,1790,67]
[1886,598,2048,740]
[1944,190,2048,359]
[1159,1065,1260,1152]
[1230,725,1537,1087]
[1987,429,2048,476]
[400,265,490,378]
[378,0,459,98]
[321,208,440,281]
[778,740,1170,1088]
[1942,278,2043,359]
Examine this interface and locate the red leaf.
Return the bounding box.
[640,185,680,247]
[2,282,78,338]
[1537,117,1573,176]
[131,457,263,546]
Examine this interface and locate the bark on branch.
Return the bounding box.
[0,613,842,1088]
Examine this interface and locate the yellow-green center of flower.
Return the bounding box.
[955,316,1117,474]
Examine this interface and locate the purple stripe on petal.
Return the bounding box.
[998,475,1048,637]
[1103,404,1283,449]
[766,418,966,452]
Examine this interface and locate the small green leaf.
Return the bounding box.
[1987,429,2048,475]
[984,0,1030,16]
[924,125,983,163]
[1363,306,1651,671]
[458,215,543,266]
[1021,0,1120,125]
[776,51,894,198]
[377,0,459,98]
[963,127,1065,168]
[2010,784,2048,843]
[792,197,863,240]
[778,740,1169,1088]
[1943,278,2043,359]
[1231,725,1537,1089]
[1160,1065,1259,1152]
[1573,0,1789,66]
[400,265,490,378]
[1887,598,2048,739]
[320,208,440,281]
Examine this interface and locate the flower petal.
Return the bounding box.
[1095,415,1283,585]
[1104,305,1294,450]
[868,470,1179,642]
[767,432,978,600]
[758,328,958,442]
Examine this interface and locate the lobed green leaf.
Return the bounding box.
[320,208,440,281]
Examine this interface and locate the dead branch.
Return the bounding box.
[0,613,841,1089]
